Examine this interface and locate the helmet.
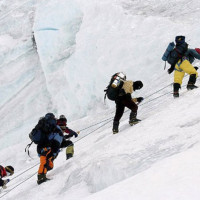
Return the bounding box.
[5,166,14,176]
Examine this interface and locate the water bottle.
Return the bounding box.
[162,42,175,61]
[111,76,120,88]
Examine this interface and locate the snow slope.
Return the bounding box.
[0,0,200,199]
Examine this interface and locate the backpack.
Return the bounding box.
[25,113,57,157]
[104,72,126,101]
[162,42,188,68]
[29,128,46,145]
[29,113,57,145]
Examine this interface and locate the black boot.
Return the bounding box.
[66,153,73,160]
[129,112,141,126]
[112,121,119,134]
[173,83,180,98]
[37,174,49,185]
[187,74,198,90]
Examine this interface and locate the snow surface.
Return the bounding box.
[0,0,200,199]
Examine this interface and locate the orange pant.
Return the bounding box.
[38,149,54,175]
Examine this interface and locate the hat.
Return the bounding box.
[175,36,185,44]
[5,166,14,175]
[133,81,143,90]
[59,115,67,122]
[195,48,200,54]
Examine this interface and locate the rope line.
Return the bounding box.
[0,172,37,198]
[11,163,39,181]
[79,116,114,132]
[75,119,113,143]
[144,83,172,99]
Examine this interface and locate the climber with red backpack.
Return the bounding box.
[104,72,144,134]
[0,165,14,189]
[57,115,79,160]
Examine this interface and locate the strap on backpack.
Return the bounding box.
[104,88,107,103]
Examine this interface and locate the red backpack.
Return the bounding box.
[0,165,6,178]
[195,48,200,54]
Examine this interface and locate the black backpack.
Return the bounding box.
[104,72,126,101]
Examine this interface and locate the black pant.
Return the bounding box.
[60,139,73,148]
[114,97,138,122]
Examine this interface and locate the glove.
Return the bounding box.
[2,179,10,189]
[137,97,144,103]
[168,67,174,74]
[74,132,79,138]
[194,66,198,71]
[168,64,175,74]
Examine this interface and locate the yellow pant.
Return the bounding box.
[174,59,198,85]
[66,145,74,155]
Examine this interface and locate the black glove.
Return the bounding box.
[168,64,175,74]
[137,97,144,103]
[74,131,79,138]
[194,66,198,71]
[168,67,174,74]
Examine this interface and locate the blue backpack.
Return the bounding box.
[25,113,58,157]
[162,42,175,63]
[29,113,57,145]
[29,129,46,145]
[162,41,188,68]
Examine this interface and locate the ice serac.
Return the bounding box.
[0,0,52,150]
[34,0,83,119]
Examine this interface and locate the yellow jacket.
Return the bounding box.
[120,80,138,102]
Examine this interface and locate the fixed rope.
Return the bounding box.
[0,172,37,199]
[79,116,114,132]
[75,119,113,143]
[11,162,39,182]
